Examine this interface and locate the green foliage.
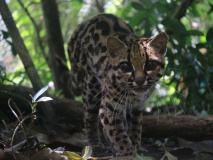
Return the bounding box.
[0,30,17,56]
[0,64,6,83]
[116,0,213,114]
[1,0,213,114]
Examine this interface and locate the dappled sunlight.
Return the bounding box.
[1,0,213,159]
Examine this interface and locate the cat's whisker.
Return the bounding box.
[155,85,169,125]
[94,87,105,98]
[157,81,184,97]
[152,83,184,118]
[156,81,186,114]
[101,88,126,131]
[91,84,123,109]
[158,94,171,117]
[112,90,126,127]
[103,85,126,113]
[127,90,133,117]
[165,67,184,72]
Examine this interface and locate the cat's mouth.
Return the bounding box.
[133,86,149,92]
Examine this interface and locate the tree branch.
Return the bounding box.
[172,0,195,20]
[142,115,213,140]
[17,0,48,65]
[0,0,42,92]
[166,0,195,35]
[1,84,213,141]
[95,0,105,13]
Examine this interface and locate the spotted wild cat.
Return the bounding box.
[68,14,168,157]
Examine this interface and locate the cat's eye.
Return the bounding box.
[145,61,158,71]
[119,62,132,73]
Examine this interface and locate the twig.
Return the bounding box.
[95,0,105,13]
[172,0,195,20]
[8,99,30,157]
[17,0,48,65]
[166,0,195,35]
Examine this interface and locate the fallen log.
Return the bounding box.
[142,115,213,140]
[0,84,213,141]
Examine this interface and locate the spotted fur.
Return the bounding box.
[68,14,168,157]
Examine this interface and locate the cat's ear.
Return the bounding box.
[148,32,168,55]
[107,36,127,58]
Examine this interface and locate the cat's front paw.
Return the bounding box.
[115,145,136,157]
[91,144,113,157]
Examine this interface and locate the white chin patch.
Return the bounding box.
[133,80,148,86]
[146,71,153,75]
[126,72,132,76]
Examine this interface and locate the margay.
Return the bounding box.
[67,14,168,157]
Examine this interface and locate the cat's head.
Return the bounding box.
[106,32,168,91]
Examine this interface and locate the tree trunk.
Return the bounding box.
[40,0,73,98]
[0,0,43,93]
[1,84,213,141]
[0,0,56,125]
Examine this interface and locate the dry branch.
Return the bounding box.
[1,84,213,141]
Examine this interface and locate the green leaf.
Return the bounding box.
[1,30,9,39]
[5,40,17,56]
[131,2,144,10]
[162,17,186,34]
[141,0,154,9]
[0,65,6,81]
[187,30,203,36]
[206,27,213,42]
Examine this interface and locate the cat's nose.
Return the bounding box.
[135,77,145,86]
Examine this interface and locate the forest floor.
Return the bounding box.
[1,116,213,160]
[1,84,213,160]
